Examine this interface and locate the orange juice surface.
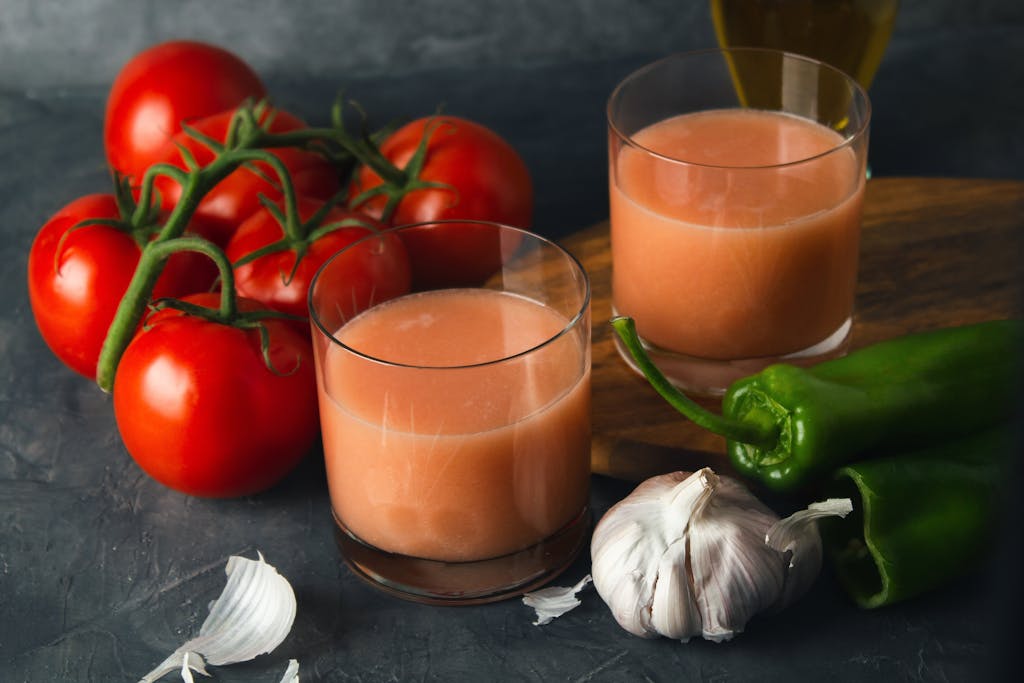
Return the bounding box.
[611,108,864,360]
[317,289,590,562]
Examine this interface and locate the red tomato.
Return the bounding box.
[226,197,411,319]
[27,194,217,380]
[349,116,533,288]
[113,293,319,498]
[152,108,340,247]
[104,40,267,182]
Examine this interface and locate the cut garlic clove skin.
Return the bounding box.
[523,574,593,625]
[278,659,300,683]
[767,498,853,609]
[767,498,854,560]
[141,650,207,683]
[139,553,297,683]
[179,653,206,683]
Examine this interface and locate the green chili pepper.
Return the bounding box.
[611,317,1023,493]
[822,426,1013,608]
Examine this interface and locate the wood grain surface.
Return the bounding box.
[564,177,1024,482]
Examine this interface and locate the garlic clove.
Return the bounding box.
[591,470,709,638]
[687,471,785,642]
[139,552,297,683]
[649,536,701,641]
[522,574,593,625]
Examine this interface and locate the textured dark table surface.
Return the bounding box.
[2,26,1023,683]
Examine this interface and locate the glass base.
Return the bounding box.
[333,507,591,605]
[613,316,853,397]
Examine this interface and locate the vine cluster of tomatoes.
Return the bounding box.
[27,40,535,498]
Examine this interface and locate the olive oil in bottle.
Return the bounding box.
[710,0,899,89]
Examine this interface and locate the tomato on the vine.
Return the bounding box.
[27,194,217,380]
[349,116,533,288]
[113,293,319,498]
[104,40,267,182]
[152,108,340,247]
[226,197,411,320]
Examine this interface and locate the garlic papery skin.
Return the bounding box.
[591,468,851,643]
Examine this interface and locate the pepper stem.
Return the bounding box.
[610,317,779,448]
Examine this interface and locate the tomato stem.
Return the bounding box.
[251,96,408,190]
[96,232,259,391]
[94,99,395,391]
[95,118,288,391]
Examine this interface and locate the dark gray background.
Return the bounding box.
[2,0,1022,241]
[2,0,1022,681]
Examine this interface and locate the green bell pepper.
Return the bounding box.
[822,426,1013,608]
[611,317,1023,493]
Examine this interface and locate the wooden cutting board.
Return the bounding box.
[563,177,1024,482]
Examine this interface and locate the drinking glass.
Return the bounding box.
[309,221,592,604]
[608,48,870,395]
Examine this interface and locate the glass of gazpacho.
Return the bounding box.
[608,48,871,395]
[309,221,592,604]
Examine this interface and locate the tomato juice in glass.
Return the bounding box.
[608,49,870,395]
[309,221,591,604]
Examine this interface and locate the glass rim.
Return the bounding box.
[607,46,872,171]
[308,220,592,371]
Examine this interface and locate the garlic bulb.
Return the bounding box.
[590,468,850,642]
